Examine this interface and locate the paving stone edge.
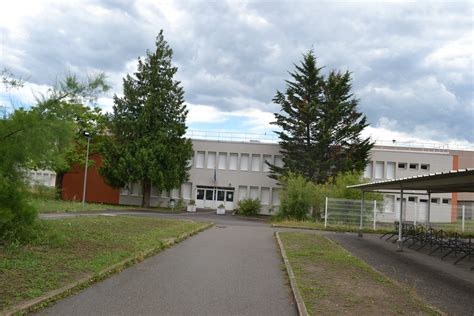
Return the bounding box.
[275,231,309,316]
[2,222,214,316]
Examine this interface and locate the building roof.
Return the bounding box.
[347,168,474,193]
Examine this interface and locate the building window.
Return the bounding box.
[272,188,280,206]
[238,185,248,200]
[229,153,238,170]
[409,163,418,170]
[398,162,407,169]
[207,152,216,169]
[249,186,259,200]
[375,161,384,179]
[131,182,142,196]
[182,183,192,199]
[364,161,373,178]
[274,155,283,168]
[217,190,225,201]
[161,190,169,198]
[150,183,159,197]
[420,164,430,171]
[442,198,451,204]
[171,188,180,199]
[420,199,428,203]
[196,189,204,200]
[251,154,260,172]
[408,196,417,202]
[196,151,205,168]
[430,198,440,204]
[218,152,227,170]
[386,162,395,179]
[260,187,270,205]
[240,154,249,171]
[263,155,272,172]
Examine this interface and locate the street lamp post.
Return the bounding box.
[82,131,91,205]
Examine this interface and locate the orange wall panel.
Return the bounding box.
[61,155,119,204]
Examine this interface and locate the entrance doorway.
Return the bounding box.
[195,186,235,210]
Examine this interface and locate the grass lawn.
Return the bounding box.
[279,232,438,315]
[0,216,209,311]
[30,197,186,214]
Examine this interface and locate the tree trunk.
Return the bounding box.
[55,171,65,200]
[141,179,151,208]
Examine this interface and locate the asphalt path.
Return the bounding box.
[36,211,474,315]
[36,212,297,316]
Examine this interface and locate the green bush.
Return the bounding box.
[29,184,57,200]
[0,176,38,244]
[277,173,314,220]
[237,198,261,216]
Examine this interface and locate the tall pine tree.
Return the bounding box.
[100,31,193,207]
[269,50,373,183]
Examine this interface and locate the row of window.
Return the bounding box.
[395,197,451,204]
[237,185,280,205]
[121,182,193,200]
[193,151,283,172]
[397,162,430,170]
[28,171,56,187]
[364,161,431,179]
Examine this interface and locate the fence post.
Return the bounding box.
[462,205,465,233]
[373,200,377,230]
[324,197,328,228]
[414,201,418,226]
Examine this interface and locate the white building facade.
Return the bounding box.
[117,137,473,221]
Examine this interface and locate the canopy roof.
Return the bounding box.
[348,168,474,193]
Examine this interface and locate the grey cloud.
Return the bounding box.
[1,0,472,141]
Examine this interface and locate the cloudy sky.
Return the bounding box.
[1,0,473,146]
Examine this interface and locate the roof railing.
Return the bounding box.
[185,130,474,151]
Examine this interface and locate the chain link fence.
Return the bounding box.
[324,197,474,233]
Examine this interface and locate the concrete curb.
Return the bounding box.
[275,231,309,316]
[2,222,214,316]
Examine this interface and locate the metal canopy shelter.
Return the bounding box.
[347,168,474,251]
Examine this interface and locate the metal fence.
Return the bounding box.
[324,197,474,233]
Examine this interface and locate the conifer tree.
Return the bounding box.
[100,31,193,207]
[269,50,373,183]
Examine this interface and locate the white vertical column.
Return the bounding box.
[324,197,328,228]
[373,200,377,230]
[462,205,465,233]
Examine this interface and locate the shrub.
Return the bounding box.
[237,198,261,216]
[277,173,315,220]
[0,175,38,244]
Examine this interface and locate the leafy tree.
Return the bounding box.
[269,50,373,183]
[100,30,193,208]
[0,108,73,242]
[312,171,382,219]
[277,173,315,220]
[32,74,110,197]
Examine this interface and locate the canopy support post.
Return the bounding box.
[427,191,431,228]
[397,189,404,252]
[358,191,365,237]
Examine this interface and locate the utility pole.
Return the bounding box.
[82,131,91,205]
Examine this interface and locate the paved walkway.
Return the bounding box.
[327,232,474,316]
[37,215,297,316]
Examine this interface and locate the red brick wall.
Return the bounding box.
[61,155,119,204]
